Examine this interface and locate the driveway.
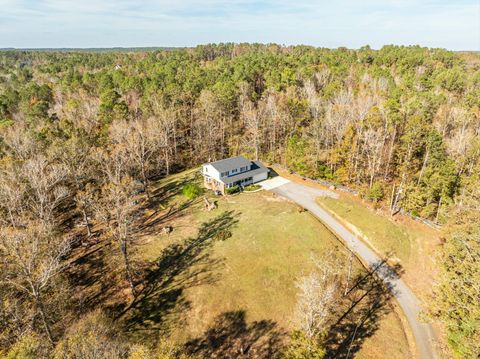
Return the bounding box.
[261,177,437,359]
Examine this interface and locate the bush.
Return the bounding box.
[5,333,47,359]
[54,311,125,359]
[244,184,261,192]
[367,182,384,203]
[316,162,335,181]
[225,185,240,195]
[0,118,14,128]
[182,183,203,200]
[282,331,325,359]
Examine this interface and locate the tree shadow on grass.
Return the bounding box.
[325,260,402,358]
[65,238,122,314]
[148,173,197,210]
[117,210,239,339]
[136,173,203,234]
[136,198,197,236]
[185,310,286,359]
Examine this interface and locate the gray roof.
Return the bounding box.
[222,161,269,185]
[207,156,252,173]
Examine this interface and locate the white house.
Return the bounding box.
[202,156,269,194]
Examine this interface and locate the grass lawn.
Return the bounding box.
[317,195,440,299]
[120,169,414,357]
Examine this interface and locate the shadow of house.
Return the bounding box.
[185,310,286,359]
[267,167,279,178]
[325,259,402,358]
[119,211,239,339]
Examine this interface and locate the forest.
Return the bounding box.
[0,44,479,358]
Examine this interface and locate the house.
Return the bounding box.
[202,156,269,194]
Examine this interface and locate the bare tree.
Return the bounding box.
[0,155,69,228]
[109,116,172,198]
[241,98,262,160]
[0,162,28,227]
[53,310,127,359]
[295,256,340,338]
[94,148,139,297]
[74,184,96,237]
[95,179,138,297]
[0,222,71,345]
[22,156,69,226]
[192,89,232,162]
[1,123,39,161]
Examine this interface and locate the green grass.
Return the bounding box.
[317,196,438,268]
[187,193,349,333]
[243,184,262,192]
[318,197,413,261]
[127,170,412,357]
[137,188,352,337]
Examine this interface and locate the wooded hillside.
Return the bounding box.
[0,44,479,357]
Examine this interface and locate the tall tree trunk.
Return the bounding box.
[121,239,136,297]
[435,196,442,223]
[165,148,170,176]
[141,162,150,199]
[417,149,429,186]
[383,127,397,181]
[35,293,54,346]
[82,208,92,237]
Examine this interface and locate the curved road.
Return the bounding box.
[262,177,437,359]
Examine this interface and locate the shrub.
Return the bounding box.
[367,182,384,203]
[282,331,325,359]
[244,184,261,192]
[316,162,335,181]
[54,311,126,359]
[225,185,240,195]
[0,118,14,128]
[182,183,203,200]
[5,333,46,359]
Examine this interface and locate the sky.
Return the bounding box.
[0,0,479,50]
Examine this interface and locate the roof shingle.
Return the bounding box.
[222,161,269,185]
[207,156,252,173]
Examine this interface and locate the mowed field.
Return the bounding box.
[124,169,413,358]
[317,195,441,300]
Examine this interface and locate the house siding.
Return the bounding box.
[202,156,268,194]
[252,172,268,183]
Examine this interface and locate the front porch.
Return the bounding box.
[204,176,225,194]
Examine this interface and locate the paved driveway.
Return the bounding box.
[261,177,437,359]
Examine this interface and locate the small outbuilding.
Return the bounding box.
[202,156,269,194]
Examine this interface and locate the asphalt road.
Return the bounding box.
[263,178,437,359]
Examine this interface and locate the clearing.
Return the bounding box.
[115,169,414,358]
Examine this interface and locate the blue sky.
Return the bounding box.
[0,0,479,50]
